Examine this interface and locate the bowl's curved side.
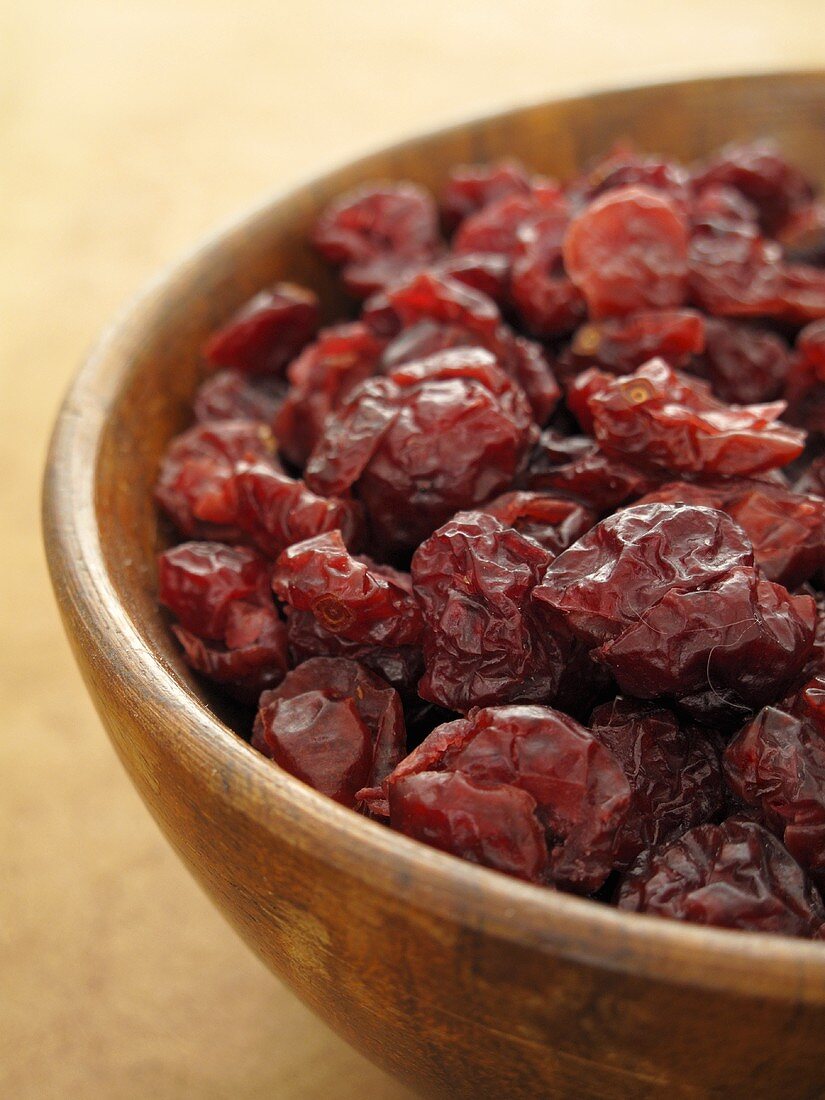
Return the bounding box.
[44,71,825,1098]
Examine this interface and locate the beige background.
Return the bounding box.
[3,1,825,1096]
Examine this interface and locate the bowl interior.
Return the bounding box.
[48,70,825,999]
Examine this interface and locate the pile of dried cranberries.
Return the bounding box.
[156,140,825,939]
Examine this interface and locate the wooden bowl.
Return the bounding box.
[44,71,825,1099]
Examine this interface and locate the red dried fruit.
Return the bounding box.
[285,607,423,699]
[618,817,825,937]
[567,309,704,376]
[510,201,586,336]
[590,698,723,867]
[692,141,814,235]
[563,186,689,318]
[572,144,691,212]
[273,530,423,646]
[305,349,537,555]
[636,478,825,589]
[253,657,406,807]
[375,704,630,892]
[690,184,760,231]
[389,770,550,882]
[380,320,478,372]
[533,501,754,649]
[480,490,595,553]
[569,360,805,477]
[796,455,825,496]
[193,370,285,424]
[172,602,289,705]
[519,430,656,513]
[202,283,319,376]
[374,271,560,423]
[411,512,561,712]
[155,420,281,541]
[274,322,386,467]
[724,706,825,883]
[158,541,271,639]
[233,460,363,558]
[798,319,825,383]
[688,317,790,404]
[596,566,815,722]
[313,183,440,295]
[440,159,533,233]
[687,221,785,317]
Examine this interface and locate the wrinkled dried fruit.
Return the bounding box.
[440,159,534,233]
[305,349,537,554]
[568,359,804,477]
[590,698,723,866]
[412,511,560,712]
[193,370,285,424]
[254,657,405,807]
[479,490,595,553]
[688,317,789,404]
[273,530,422,646]
[618,817,825,937]
[567,309,704,376]
[563,186,689,318]
[202,284,319,376]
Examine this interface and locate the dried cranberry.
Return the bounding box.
[636,479,825,589]
[158,542,288,704]
[389,770,550,882]
[273,530,422,646]
[202,284,319,376]
[479,490,595,553]
[688,221,785,318]
[305,349,537,555]
[519,430,656,513]
[158,541,271,639]
[440,159,533,233]
[193,370,285,424]
[571,144,691,212]
[596,566,815,722]
[778,202,825,264]
[313,183,440,295]
[233,460,363,558]
[690,184,760,231]
[533,501,754,648]
[274,323,385,467]
[155,420,281,541]
[567,309,704,376]
[374,704,630,892]
[796,455,825,496]
[692,141,814,235]
[569,360,804,477]
[510,201,586,336]
[285,607,423,699]
[412,512,561,712]
[724,706,825,883]
[688,317,790,404]
[618,817,825,937]
[590,698,723,867]
[453,192,550,259]
[563,186,689,318]
[253,657,405,806]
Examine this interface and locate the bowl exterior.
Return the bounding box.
[45,71,825,1099]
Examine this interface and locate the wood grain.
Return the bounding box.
[42,72,825,1100]
[7,2,825,1096]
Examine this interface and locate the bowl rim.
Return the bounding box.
[43,67,825,1005]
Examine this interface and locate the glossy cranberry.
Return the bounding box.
[688,317,790,404]
[155,420,281,541]
[274,322,386,467]
[273,530,423,646]
[724,705,825,883]
[440,158,533,233]
[375,704,630,892]
[618,817,825,937]
[202,284,319,376]
[253,657,405,807]
[480,490,595,553]
[313,183,441,295]
[533,501,754,649]
[510,201,586,336]
[569,360,805,477]
[563,186,689,318]
[193,370,285,424]
[567,309,704,376]
[305,349,537,555]
[590,698,723,867]
[571,144,691,212]
[412,512,561,712]
[158,541,271,639]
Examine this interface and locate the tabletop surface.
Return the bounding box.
[3,1,824,1096]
